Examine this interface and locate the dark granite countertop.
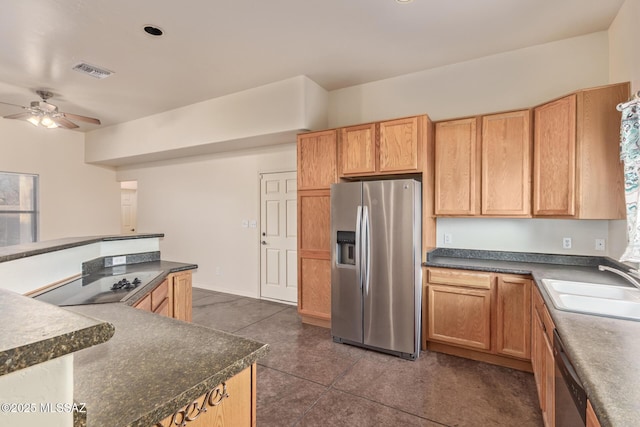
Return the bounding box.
[68,303,268,427]
[0,289,114,376]
[0,233,164,264]
[94,260,199,307]
[424,248,640,427]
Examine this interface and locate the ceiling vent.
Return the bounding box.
[72,62,114,79]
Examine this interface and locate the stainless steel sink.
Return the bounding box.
[541,279,640,321]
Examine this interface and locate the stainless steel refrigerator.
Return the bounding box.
[331,179,422,360]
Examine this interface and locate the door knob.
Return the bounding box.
[261,240,267,245]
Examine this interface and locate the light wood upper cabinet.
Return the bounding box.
[340,123,376,176]
[533,82,628,219]
[434,117,481,215]
[482,110,532,216]
[297,130,337,190]
[339,115,425,177]
[533,95,577,216]
[435,111,532,217]
[379,116,421,173]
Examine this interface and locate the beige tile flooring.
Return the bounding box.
[192,287,543,426]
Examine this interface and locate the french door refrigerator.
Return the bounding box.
[330,179,422,360]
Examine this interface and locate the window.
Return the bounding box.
[0,172,38,247]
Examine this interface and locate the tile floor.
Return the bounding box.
[192,287,543,426]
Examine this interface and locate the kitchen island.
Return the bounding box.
[425,248,640,427]
[69,303,267,427]
[0,234,268,426]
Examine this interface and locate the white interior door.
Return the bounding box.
[120,189,137,234]
[260,171,297,303]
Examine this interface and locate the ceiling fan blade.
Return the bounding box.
[52,116,79,129]
[3,112,33,120]
[61,112,101,125]
[0,100,27,109]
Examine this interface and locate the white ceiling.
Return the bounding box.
[0,0,625,131]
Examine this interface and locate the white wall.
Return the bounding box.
[608,0,640,259]
[86,76,327,166]
[0,120,120,241]
[0,355,73,427]
[117,144,296,297]
[329,32,617,256]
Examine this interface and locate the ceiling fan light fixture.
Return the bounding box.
[40,115,58,128]
[26,115,41,127]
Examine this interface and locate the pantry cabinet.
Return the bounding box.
[297,130,338,190]
[533,82,628,219]
[531,285,555,427]
[425,267,531,370]
[297,129,338,327]
[339,116,425,177]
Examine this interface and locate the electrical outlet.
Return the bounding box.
[112,255,126,266]
[562,237,572,249]
[595,239,606,251]
[215,266,221,276]
[249,220,257,228]
[444,233,452,245]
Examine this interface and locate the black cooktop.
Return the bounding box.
[34,270,163,306]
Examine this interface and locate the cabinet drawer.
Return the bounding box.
[428,268,492,289]
[153,297,170,317]
[151,279,169,311]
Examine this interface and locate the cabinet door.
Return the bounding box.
[297,130,337,190]
[427,284,491,350]
[172,272,192,322]
[482,110,532,216]
[379,116,420,173]
[543,322,555,427]
[340,123,376,176]
[158,365,254,427]
[434,118,481,215]
[134,293,152,312]
[533,95,576,216]
[496,276,531,359]
[298,190,331,323]
[531,307,546,413]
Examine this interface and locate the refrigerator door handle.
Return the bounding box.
[355,205,363,290]
[363,205,371,296]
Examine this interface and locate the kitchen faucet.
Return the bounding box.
[598,265,640,290]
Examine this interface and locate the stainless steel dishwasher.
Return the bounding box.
[554,329,587,426]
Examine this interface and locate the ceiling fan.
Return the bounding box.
[0,90,101,129]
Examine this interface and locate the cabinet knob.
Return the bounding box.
[261,240,267,245]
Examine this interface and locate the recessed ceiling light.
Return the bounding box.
[143,25,164,37]
[396,0,414,3]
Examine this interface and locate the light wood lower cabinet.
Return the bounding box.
[586,400,602,427]
[531,285,555,427]
[425,268,531,371]
[157,364,256,427]
[134,271,193,322]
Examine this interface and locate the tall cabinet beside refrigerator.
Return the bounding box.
[331,179,422,360]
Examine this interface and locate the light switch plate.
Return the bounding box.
[249,220,257,228]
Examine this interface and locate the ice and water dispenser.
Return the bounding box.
[336,231,356,266]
